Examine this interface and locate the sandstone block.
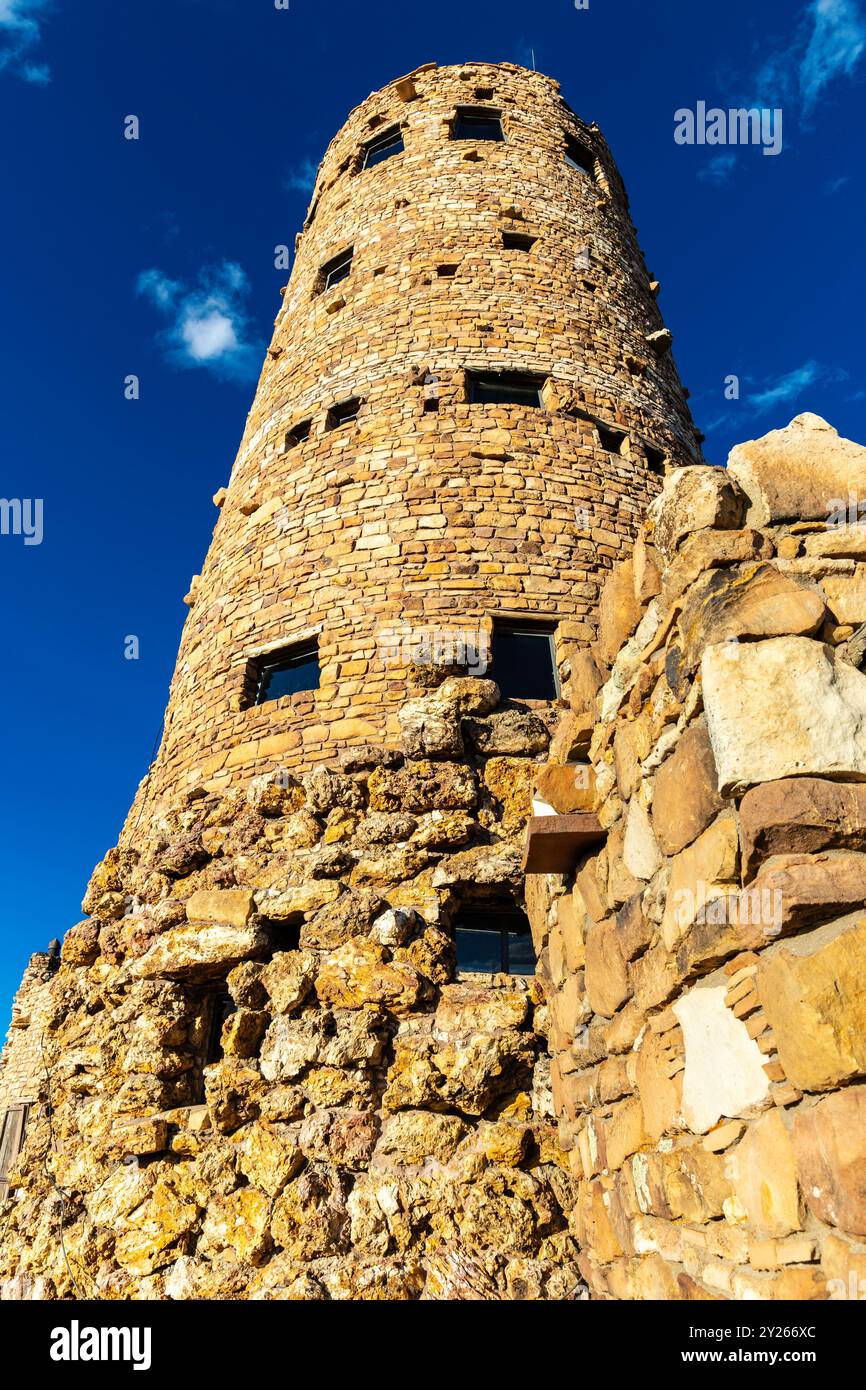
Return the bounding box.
[673,980,770,1134]
[652,722,725,856]
[185,887,255,927]
[703,636,866,794]
[725,1110,801,1238]
[596,558,643,666]
[648,465,748,560]
[131,921,272,981]
[727,413,866,526]
[792,1087,866,1237]
[757,917,866,1090]
[740,777,866,877]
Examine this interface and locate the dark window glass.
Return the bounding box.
[492,622,558,700]
[286,419,312,450]
[452,108,504,141]
[320,247,353,291]
[454,908,536,976]
[326,397,361,429]
[468,371,543,407]
[564,136,594,175]
[363,127,404,168]
[597,423,627,455]
[645,444,666,475]
[253,639,320,704]
[502,231,537,251]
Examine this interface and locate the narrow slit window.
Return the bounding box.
[319,246,353,292]
[645,444,666,476]
[250,638,320,704]
[326,396,361,429]
[204,988,235,1066]
[491,619,558,700]
[454,905,536,977]
[285,419,312,450]
[502,231,537,252]
[564,136,595,176]
[597,422,628,456]
[467,371,544,407]
[363,126,404,168]
[452,107,504,142]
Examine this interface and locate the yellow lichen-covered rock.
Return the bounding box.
[315,937,432,1014]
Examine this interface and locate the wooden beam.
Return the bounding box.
[522,813,606,874]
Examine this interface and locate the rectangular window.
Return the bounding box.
[319,247,353,292]
[645,444,666,475]
[0,1103,30,1200]
[492,619,559,700]
[564,136,594,176]
[597,422,628,456]
[250,638,320,705]
[363,126,404,168]
[502,231,537,252]
[437,263,459,277]
[285,419,312,450]
[467,371,543,407]
[452,107,504,142]
[326,396,361,429]
[454,906,536,977]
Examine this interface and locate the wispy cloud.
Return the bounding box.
[283,158,319,196]
[825,172,852,194]
[703,360,848,433]
[697,152,738,185]
[0,0,54,83]
[697,0,866,182]
[800,0,866,110]
[137,261,262,383]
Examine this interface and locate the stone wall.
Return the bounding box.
[140,59,698,819]
[530,414,866,1301]
[0,677,581,1301]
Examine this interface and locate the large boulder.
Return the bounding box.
[727,413,866,526]
[648,465,748,561]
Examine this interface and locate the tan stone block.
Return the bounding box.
[726,1110,802,1238]
[792,1086,866,1237]
[584,919,630,1019]
[652,723,726,856]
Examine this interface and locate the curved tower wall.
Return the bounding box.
[150,60,698,811]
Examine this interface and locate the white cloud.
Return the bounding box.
[697,152,738,185]
[702,361,849,435]
[283,158,320,196]
[801,0,866,110]
[137,261,262,383]
[0,0,53,83]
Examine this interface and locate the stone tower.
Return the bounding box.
[0,62,703,1303]
[142,59,699,821]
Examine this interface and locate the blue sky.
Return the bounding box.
[0,0,864,1024]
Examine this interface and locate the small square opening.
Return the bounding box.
[492,619,559,700]
[326,397,361,430]
[318,246,353,293]
[363,125,404,169]
[452,107,504,142]
[248,638,320,705]
[437,263,459,277]
[564,136,595,176]
[645,444,666,476]
[502,231,537,252]
[597,422,628,456]
[285,419,312,450]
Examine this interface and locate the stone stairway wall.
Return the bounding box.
[528,414,866,1300]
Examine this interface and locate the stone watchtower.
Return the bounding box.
[0,63,701,1302]
[142,59,698,819]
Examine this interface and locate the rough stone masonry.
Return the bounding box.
[2,62,863,1302]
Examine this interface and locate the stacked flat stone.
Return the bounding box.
[136,58,697,824]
